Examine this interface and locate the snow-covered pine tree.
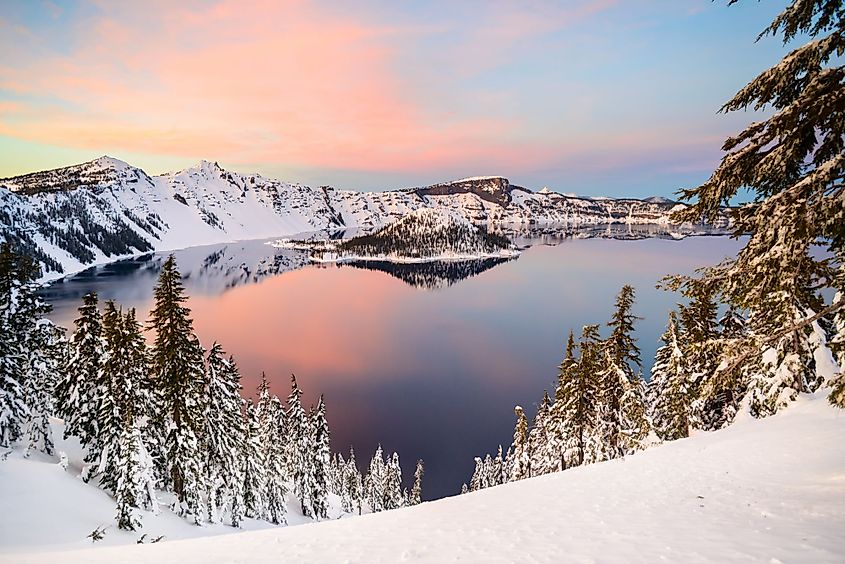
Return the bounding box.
[410,459,423,505]
[492,445,504,486]
[0,244,30,448]
[55,292,102,446]
[528,391,552,476]
[22,314,64,457]
[670,0,845,414]
[86,300,124,491]
[344,447,363,515]
[267,395,289,525]
[285,374,314,518]
[549,330,577,472]
[366,444,385,512]
[556,325,602,468]
[242,400,266,520]
[382,452,403,510]
[330,452,345,497]
[507,405,530,481]
[0,244,64,455]
[469,457,484,492]
[649,311,691,441]
[148,255,207,523]
[203,344,247,527]
[310,394,331,520]
[597,285,649,460]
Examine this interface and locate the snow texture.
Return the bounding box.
[3,393,843,563]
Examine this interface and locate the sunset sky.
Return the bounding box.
[0,0,795,197]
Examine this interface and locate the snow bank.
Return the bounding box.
[5,393,844,563]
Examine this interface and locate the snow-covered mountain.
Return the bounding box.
[0,157,724,281]
[4,393,843,562]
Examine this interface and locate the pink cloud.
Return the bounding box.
[0,0,544,172]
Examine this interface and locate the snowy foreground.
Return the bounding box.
[3,394,843,563]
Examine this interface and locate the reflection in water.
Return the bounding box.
[340,257,515,290]
[39,227,741,501]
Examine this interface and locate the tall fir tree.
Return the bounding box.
[648,311,691,441]
[55,293,102,445]
[310,394,331,520]
[345,447,363,515]
[148,255,207,523]
[382,452,404,510]
[528,391,553,476]
[670,0,844,414]
[507,405,530,481]
[366,444,385,512]
[285,374,314,518]
[204,344,247,527]
[242,400,267,520]
[0,244,63,454]
[85,300,124,489]
[410,459,423,505]
[557,325,601,468]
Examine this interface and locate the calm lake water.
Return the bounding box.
[40,228,742,500]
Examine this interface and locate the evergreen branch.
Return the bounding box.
[717,296,845,376]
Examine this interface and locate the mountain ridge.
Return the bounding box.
[0,156,726,280]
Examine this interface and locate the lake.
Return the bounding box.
[39,227,742,500]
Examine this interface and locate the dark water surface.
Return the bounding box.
[40,229,742,500]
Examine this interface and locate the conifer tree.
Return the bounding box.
[310,395,331,520]
[410,459,423,505]
[649,311,691,441]
[528,391,552,476]
[829,264,845,407]
[242,400,266,520]
[204,344,247,527]
[382,452,404,510]
[55,293,102,445]
[557,325,602,468]
[670,0,845,414]
[469,456,484,492]
[148,255,206,523]
[345,447,363,515]
[86,301,124,490]
[507,406,530,481]
[366,444,385,512]
[0,244,63,454]
[492,445,504,486]
[285,374,314,518]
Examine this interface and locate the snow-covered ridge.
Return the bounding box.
[0,157,726,281]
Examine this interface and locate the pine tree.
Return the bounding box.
[204,344,247,527]
[366,444,385,512]
[829,262,845,407]
[410,459,423,505]
[86,301,124,490]
[310,395,331,520]
[557,325,601,468]
[345,447,363,515]
[507,405,530,481]
[492,445,504,486]
[55,293,102,446]
[549,331,577,472]
[111,308,158,531]
[285,374,314,518]
[0,246,29,448]
[649,311,691,441]
[670,0,844,415]
[242,400,266,520]
[0,244,63,454]
[596,285,649,460]
[528,391,552,476]
[148,255,207,523]
[382,452,404,510]
[469,456,484,492]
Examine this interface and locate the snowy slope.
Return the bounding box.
[0,157,727,282]
[5,393,843,563]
